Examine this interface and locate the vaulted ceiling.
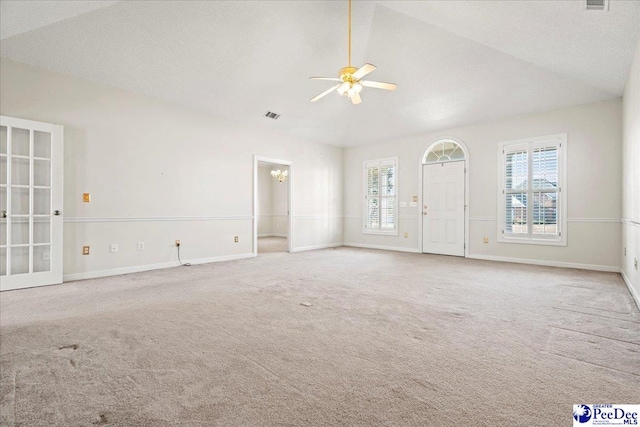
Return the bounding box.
[1,0,639,147]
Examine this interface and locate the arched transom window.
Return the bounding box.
[424,140,465,164]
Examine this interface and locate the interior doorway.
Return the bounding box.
[420,139,468,257]
[253,157,292,256]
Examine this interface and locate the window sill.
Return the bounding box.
[363,230,398,236]
[497,236,567,247]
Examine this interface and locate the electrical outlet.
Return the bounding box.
[403,232,408,238]
[83,246,90,255]
[175,240,180,247]
[110,243,118,253]
[42,251,50,261]
[483,237,489,244]
[83,193,90,202]
[234,236,239,243]
[137,242,145,251]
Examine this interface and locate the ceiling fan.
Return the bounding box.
[309,0,397,105]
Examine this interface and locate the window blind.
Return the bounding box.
[500,136,563,244]
[364,159,397,233]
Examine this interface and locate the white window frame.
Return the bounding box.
[497,134,567,246]
[363,157,398,235]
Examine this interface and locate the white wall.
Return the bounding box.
[0,59,343,280]
[257,164,288,237]
[622,39,640,307]
[344,99,623,271]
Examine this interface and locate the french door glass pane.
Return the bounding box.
[34,218,51,244]
[0,217,5,245]
[10,246,29,275]
[34,159,51,186]
[0,247,6,276]
[11,188,29,214]
[0,186,6,213]
[0,156,6,185]
[11,218,29,245]
[33,245,51,273]
[0,126,7,154]
[11,157,30,185]
[11,128,30,156]
[34,131,51,159]
[34,188,50,215]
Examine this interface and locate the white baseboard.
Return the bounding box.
[258,233,287,238]
[64,253,256,282]
[290,243,343,252]
[467,254,619,273]
[621,269,640,312]
[343,243,421,253]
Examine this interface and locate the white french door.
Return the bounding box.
[422,161,465,256]
[1,116,63,291]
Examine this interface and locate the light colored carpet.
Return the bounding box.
[1,247,639,426]
[258,237,288,254]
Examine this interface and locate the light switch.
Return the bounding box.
[83,193,91,203]
[110,243,118,253]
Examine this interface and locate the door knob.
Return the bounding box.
[54,210,61,216]
[1,210,6,218]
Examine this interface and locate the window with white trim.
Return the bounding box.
[498,134,567,246]
[364,157,398,235]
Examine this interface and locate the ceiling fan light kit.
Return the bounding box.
[310,0,397,105]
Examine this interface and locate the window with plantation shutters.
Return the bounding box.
[364,158,398,235]
[498,134,567,246]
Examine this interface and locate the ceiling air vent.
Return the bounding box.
[264,111,280,120]
[586,0,608,10]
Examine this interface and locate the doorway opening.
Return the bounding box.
[419,139,469,257]
[253,157,292,256]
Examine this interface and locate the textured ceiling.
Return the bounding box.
[0,0,119,40]
[1,0,639,147]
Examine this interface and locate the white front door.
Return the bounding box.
[1,116,64,291]
[422,161,465,256]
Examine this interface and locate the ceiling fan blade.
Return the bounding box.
[352,63,376,80]
[309,77,342,82]
[310,84,341,102]
[350,92,362,105]
[361,80,397,91]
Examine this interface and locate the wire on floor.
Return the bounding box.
[177,244,191,266]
